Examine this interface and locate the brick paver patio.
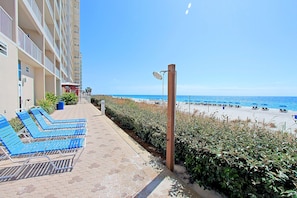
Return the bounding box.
[0,99,203,197]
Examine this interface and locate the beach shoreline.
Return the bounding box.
[132,98,297,134]
[112,95,297,111]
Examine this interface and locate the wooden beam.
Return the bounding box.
[166,64,176,171]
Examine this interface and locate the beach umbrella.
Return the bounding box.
[261,103,268,110]
[251,103,258,109]
[279,105,288,112]
[279,105,287,110]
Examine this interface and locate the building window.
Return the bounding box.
[0,40,8,56]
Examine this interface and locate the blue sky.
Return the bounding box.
[80,1,297,96]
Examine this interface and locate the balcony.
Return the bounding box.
[44,23,54,46]
[55,67,60,78]
[25,0,42,25]
[54,20,60,38]
[45,0,54,20]
[61,64,67,75]
[45,56,54,73]
[54,42,60,56]
[55,0,60,11]
[18,27,42,64]
[0,6,13,40]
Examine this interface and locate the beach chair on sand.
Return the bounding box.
[30,108,85,130]
[0,115,85,179]
[16,111,86,140]
[36,107,86,124]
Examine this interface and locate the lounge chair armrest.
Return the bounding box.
[16,127,27,136]
[17,127,33,143]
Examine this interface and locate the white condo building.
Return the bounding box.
[0,0,81,120]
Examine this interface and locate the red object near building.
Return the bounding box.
[61,82,80,96]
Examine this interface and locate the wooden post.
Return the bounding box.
[166,64,176,171]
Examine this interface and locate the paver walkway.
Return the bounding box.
[0,100,203,197]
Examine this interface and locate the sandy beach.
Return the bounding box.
[133,99,297,134]
[177,102,297,133]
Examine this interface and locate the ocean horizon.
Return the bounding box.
[111,95,297,112]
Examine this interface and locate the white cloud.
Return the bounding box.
[185,2,191,15]
[188,3,192,9]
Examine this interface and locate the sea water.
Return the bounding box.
[112,95,297,111]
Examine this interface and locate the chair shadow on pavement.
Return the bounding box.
[0,159,73,182]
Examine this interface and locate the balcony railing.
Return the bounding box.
[55,67,60,78]
[61,65,67,75]
[55,0,60,10]
[18,27,42,63]
[46,0,54,19]
[25,0,42,25]
[54,20,60,37]
[45,56,54,73]
[44,23,54,46]
[0,6,13,40]
[54,42,60,56]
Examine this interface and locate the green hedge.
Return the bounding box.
[92,96,297,197]
[37,98,55,114]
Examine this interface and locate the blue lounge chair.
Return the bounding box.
[16,111,86,140]
[0,115,85,179]
[30,108,85,130]
[36,107,86,124]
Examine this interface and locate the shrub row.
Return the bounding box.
[36,92,78,114]
[92,96,297,197]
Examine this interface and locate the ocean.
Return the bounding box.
[112,95,297,112]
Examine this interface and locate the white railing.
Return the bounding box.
[0,6,13,40]
[46,0,54,19]
[25,0,42,25]
[54,20,60,38]
[55,0,60,10]
[55,67,60,78]
[54,42,60,56]
[61,65,66,75]
[44,23,54,45]
[18,27,42,63]
[45,56,54,73]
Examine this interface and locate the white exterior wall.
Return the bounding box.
[0,0,81,121]
[21,63,35,110]
[0,34,18,119]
